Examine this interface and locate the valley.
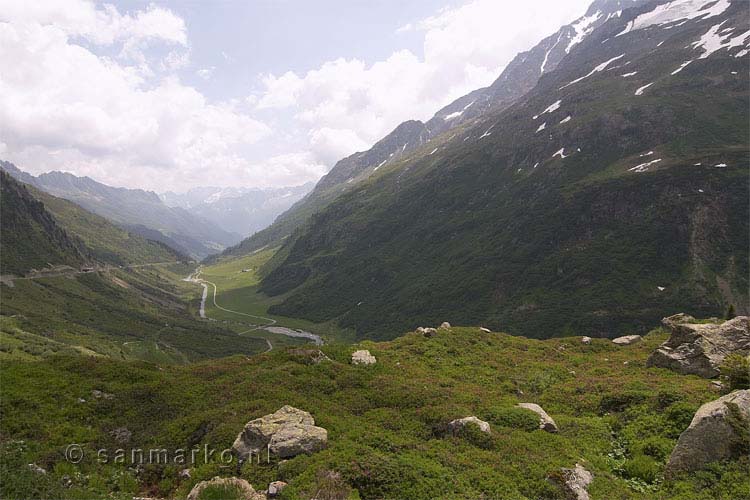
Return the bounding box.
[1,0,749,499]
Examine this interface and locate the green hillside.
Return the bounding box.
[0,171,86,275]
[1,326,747,499]
[258,2,750,340]
[29,184,188,267]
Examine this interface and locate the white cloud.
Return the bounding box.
[253,0,591,165]
[0,0,280,192]
[196,67,215,80]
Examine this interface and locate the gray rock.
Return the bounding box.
[178,468,191,480]
[556,464,593,500]
[232,405,327,460]
[91,389,114,400]
[351,349,376,365]
[647,314,750,377]
[612,335,642,345]
[186,476,264,500]
[439,322,452,329]
[581,336,592,345]
[517,403,558,433]
[27,463,46,475]
[110,427,132,444]
[448,416,491,434]
[667,389,750,475]
[479,327,491,333]
[267,480,287,497]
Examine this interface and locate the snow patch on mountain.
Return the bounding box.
[536,122,547,133]
[567,11,602,53]
[629,158,662,172]
[560,54,625,89]
[443,100,476,121]
[671,60,693,74]
[691,23,750,59]
[617,0,731,37]
[635,82,654,95]
[533,100,561,120]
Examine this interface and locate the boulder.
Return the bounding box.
[440,322,452,329]
[232,406,328,460]
[267,480,287,497]
[555,464,593,500]
[27,463,46,475]
[448,416,491,434]
[186,476,264,500]
[422,327,437,337]
[581,336,592,345]
[178,468,191,480]
[612,335,642,345]
[517,403,558,433]
[479,327,491,333]
[647,314,749,377]
[666,389,750,475]
[351,349,376,365]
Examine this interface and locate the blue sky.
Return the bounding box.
[0,0,592,192]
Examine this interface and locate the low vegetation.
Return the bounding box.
[1,327,747,499]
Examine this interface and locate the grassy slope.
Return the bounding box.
[1,327,747,499]
[0,263,270,363]
[28,184,187,267]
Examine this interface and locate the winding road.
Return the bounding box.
[184,267,322,353]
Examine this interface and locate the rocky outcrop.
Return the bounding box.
[666,390,750,475]
[186,476,264,500]
[612,335,642,345]
[267,480,287,497]
[232,406,328,460]
[517,403,558,433]
[289,348,329,365]
[581,336,592,345]
[479,327,491,333]
[351,349,376,365]
[440,322,452,329]
[448,416,491,434]
[554,464,593,500]
[417,327,438,337]
[647,314,750,377]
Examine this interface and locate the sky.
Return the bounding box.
[0,0,593,193]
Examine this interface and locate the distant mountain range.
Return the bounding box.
[248,0,748,339]
[0,161,240,259]
[160,183,313,238]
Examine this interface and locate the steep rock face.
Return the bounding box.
[666,389,750,475]
[232,406,328,459]
[648,314,750,377]
[260,0,749,340]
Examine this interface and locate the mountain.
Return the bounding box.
[217,0,643,260]
[0,171,86,275]
[160,182,313,238]
[258,0,749,340]
[0,161,240,259]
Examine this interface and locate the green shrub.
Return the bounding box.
[720,354,750,391]
[485,407,539,432]
[664,403,698,439]
[623,455,661,483]
[636,437,674,461]
[599,392,649,414]
[197,483,247,500]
